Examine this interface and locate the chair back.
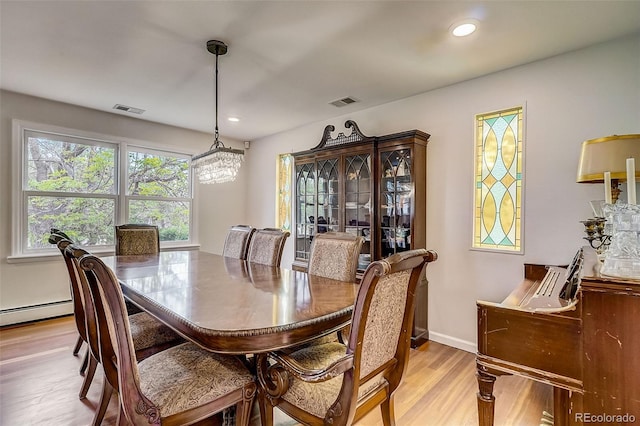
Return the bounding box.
[61,244,123,398]
[115,224,160,255]
[339,249,437,424]
[222,225,256,260]
[307,232,364,282]
[49,229,88,344]
[246,228,290,267]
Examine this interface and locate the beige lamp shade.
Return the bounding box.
[577,134,640,183]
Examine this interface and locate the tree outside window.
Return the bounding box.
[20,126,192,253]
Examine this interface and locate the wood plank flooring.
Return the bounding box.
[0,316,553,425]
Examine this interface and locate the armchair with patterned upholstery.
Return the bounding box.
[115,224,160,255]
[246,228,290,267]
[257,249,438,426]
[222,225,257,260]
[69,244,257,426]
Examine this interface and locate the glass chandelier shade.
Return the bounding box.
[192,39,244,184]
[192,143,244,184]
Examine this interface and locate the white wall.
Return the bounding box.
[246,34,640,351]
[0,91,247,324]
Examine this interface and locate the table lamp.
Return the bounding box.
[576,134,640,204]
[576,134,639,253]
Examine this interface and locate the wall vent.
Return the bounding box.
[113,104,145,114]
[329,97,358,107]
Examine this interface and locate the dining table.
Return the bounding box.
[100,250,360,355]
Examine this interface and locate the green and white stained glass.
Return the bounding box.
[473,106,523,252]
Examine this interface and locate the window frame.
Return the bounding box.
[11,119,196,260]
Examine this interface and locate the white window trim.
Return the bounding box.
[10,119,198,261]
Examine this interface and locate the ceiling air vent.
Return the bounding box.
[329,96,358,107]
[113,104,145,115]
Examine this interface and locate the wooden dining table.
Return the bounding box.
[100,250,360,355]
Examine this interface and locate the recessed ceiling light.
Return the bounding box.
[228,117,240,122]
[451,21,478,37]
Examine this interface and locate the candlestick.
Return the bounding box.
[627,158,636,205]
[604,171,612,204]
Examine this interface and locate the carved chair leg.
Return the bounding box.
[258,387,274,426]
[79,347,89,375]
[477,369,497,426]
[380,395,397,426]
[92,378,114,426]
[73,335,84,356]
[79,353,98,399]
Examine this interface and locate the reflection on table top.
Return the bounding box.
[101,250,359,354]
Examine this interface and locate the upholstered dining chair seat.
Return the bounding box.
[138,342,255,419]
[280,342,387,418]
[129,311,183,352]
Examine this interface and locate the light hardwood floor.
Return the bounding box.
[0,316,553,425]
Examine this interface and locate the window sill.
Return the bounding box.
[6,243,201,264]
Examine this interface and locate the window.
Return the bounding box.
[276,153,292,231]
[473,106,524,252]
[13,121,193,256]
[126,149,191,242]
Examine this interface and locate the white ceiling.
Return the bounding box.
[2,1,640,141]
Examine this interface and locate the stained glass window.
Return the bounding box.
[473,106,524,252]
[276,154,292,231]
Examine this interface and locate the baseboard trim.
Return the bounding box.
[428,331,476,354]
[0,301,73,327]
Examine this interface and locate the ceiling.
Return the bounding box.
[2,1,640,142]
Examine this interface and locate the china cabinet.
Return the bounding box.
[292,120,430,345]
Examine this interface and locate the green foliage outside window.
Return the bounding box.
[127,152,190,241]
[23,131,192,251]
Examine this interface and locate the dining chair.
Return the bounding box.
[307,232,365,282]
[114,224,161,315]
[296,232,366,347]
[115,224,160,255]
[246,228,291,267]
[257,248,438,426]
[50,230,183,425]
[71,244,257,426]
[222,225,257,260]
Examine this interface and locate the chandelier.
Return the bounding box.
[192,40,244,184]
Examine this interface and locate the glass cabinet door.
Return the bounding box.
[316,158,339,235]
[344,154,372,270]
[295,162,316,261]
[379,149,412,258]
